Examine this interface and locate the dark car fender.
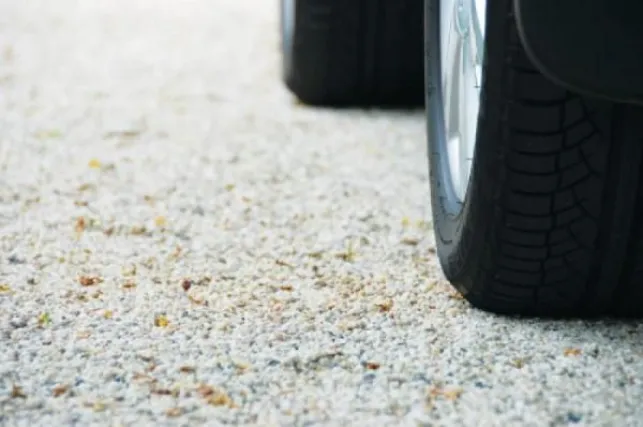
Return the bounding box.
[514,0,643,105]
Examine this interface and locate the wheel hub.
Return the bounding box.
[455,0,470,38]
[440,0,485,202]
[281,0,295,54]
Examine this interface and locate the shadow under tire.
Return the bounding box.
[281,0,425,107]
[425,0,643,317]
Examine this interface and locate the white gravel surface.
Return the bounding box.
[1,1,643,426]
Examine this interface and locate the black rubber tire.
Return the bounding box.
[280,0,425,107]
[425,0,643,317]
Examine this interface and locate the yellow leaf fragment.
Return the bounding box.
[88,158,102,169]
[206,390,236,408]
[428,385,463,402]
[154,216,167,228]
[38,312,52,327]
[564,348,582,356]
[154,314,169,327]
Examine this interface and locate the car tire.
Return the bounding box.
[280,0,425,107]
[425,0,643,317]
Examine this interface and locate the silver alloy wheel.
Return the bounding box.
[440,0,486,201]
[281,0,295,54]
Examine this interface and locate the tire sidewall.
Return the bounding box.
[424,0,489,287]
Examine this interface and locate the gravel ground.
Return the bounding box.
[1,1,642,426]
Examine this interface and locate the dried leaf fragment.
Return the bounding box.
[336,240,358,262]
[122,280,137,289]
[38,312,52,327]
[132,372,156,383]
[122,264,137,277]
[400,237,420,246]
[154,216,167,228]
[152,387,174,396]
[166,407,183,417]
[52,384,69,397]
[376,298,394,313]
[154,314,169,327]
[74,216,86,233]
[179,366,195,373]
[512,358,527,369]
[206,390,236,408]
[0,284,13,293]
[442,388,463,401]
[364,361,381,370]
[77,183,95,192]
[85,401,107,412]
[428,385,463,402]
[234,361,250,374]
[448,291,465,300]
[103,310,113,319]
[188,295,206,306]
[307,251,324,259]
[196,384,214,397]
[564,348,582,357]
[197,276,212,286]
[275,259,294,268]
[78,275,102,287]
[88,158,102,169]
[11,385,26,399]
[130,225,147,235]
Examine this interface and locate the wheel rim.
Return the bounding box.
[281,0,295,54]
[440,0,486,202]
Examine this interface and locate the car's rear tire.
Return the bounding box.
[280,0,425,107]
[426,0,643,317]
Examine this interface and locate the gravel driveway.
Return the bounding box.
[1,1,642,426]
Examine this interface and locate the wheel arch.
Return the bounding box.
[513,0,643,106]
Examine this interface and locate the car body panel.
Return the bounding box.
[514,0,643,105]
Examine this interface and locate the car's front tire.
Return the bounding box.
[426,0,643,317]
